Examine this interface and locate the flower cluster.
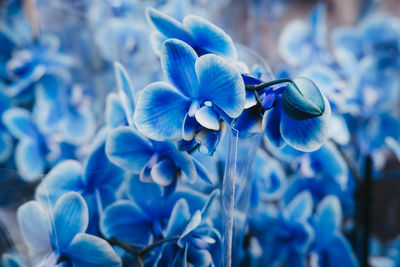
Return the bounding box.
[1,0,400,267]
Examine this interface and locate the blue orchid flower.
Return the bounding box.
[0,91,12,164]
[134,38,245,154]
[17,192,121,266]
[1,34,74,99]
[250,150,287,208]
[237,75,331,152]
[101,175,209,247]
[35,129,124,234]
[32,74,96,145]
[146,7,237,60]
[2,107,76,181]
[278,2,331,68]
[249,191,314,267]
[310,195,359,267]
[153,192,222,266]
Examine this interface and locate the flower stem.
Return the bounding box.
[245,78,293,92]
[108,236,180,266]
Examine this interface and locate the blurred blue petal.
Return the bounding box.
[146,8,194,46]
[17,201,52,256]
[2,108,37,140]
[183,15,237,59]
[166,198,191,237]
[314,196,342,247]
[15,139,45,182]
[0,131,12,163]
[134,82,191,141]
[263,101,286,148]
[284,191,313,221]
[196,54,245,118]
[35,160,84,204]
[66,233,121,267]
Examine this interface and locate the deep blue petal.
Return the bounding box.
[196,54,245,118]
[0,131,12,163]
[166,198,191,237]
[263,103,286,148]
[134,82,191,141]
[161,39,199,98]
[284,191,313,221]
[106,127,153,172]
[101,201,152,245]
[314,196,342,247]
[281,95,331,152]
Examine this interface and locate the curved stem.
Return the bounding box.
[245,78,293,92]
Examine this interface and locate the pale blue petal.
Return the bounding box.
[196,54,245,118]
[15,139,45,182]
[146,8,194,46]
[17,201,52,256]
[106,127,153,172]
[183,15,237,60]
[2,108,37,139]
[281,95,331,152]
[150,32,167,56]
[114,62,135,125]
[278,20,310,67]
[151,158,176,186]
[134,82,191,141]
[52,192,88,251]
[192,158,214,185]
[105,93,127,128]
[66,233,122,267]
[161,39,199,98]
[101,201,152,245]
[189,249,213,266]
[284,191,313,221]
[195,105,220,130]
[35,160,84,204]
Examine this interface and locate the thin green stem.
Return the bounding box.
[245,78,293,92]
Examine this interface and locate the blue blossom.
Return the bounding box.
[249,191,314,266]
[35,130,124,233]
[100,175,209,246]
[237,75,331,152]
[146,7,237,60]
[17,192,121,266]
[278,2,331,68]
[153,192,222,266]
[250,150,287,208]
[310,195,358,267]
[134,38,245,154]
[32,74,96,145]
[1,35,74,99]
[2,107,75,181]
